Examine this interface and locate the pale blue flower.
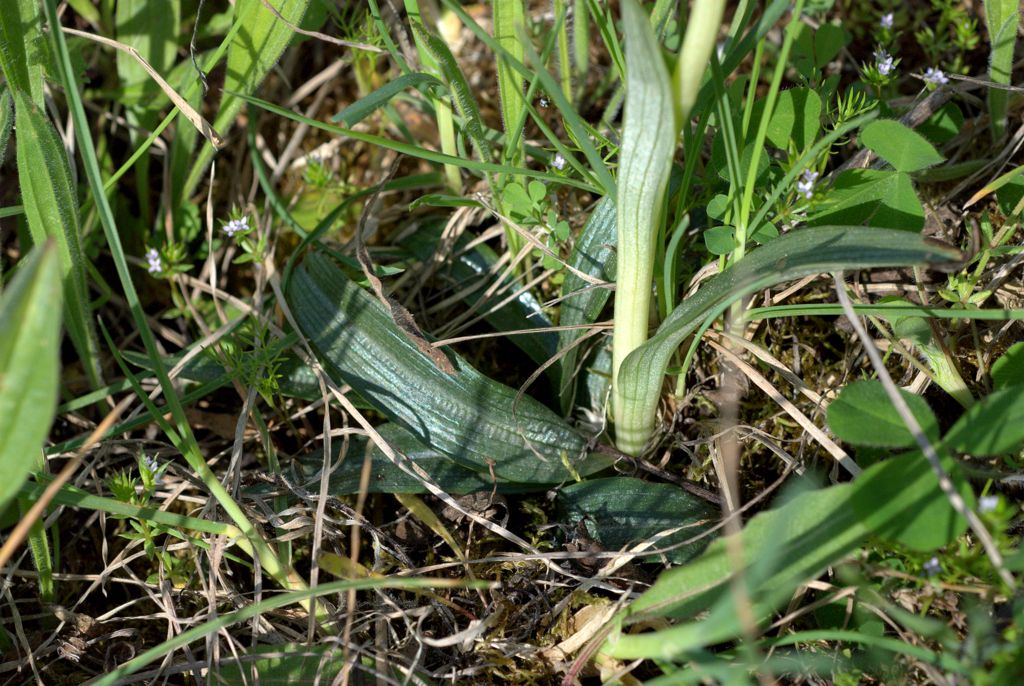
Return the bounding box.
[923,556,942,576]
[145,248,162,274]
[796,169,819,200]
[223,216,250,237]
[552,153,566,171]
[923,67,949,85]
[979,495,999,513]
[875,49,895,76]
[880,13,894,30]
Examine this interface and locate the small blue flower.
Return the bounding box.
[923,67,949,85]
[979,495,999,514]
[223,216,250,238]
[880,13,894,30]
[875,49,895,76]
[552,153,566,171]
[145,248,162,274]
[796,169,819,200]
[923,556,942,576]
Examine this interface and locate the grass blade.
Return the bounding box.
[615,226,963,453]
[0,243,61,512]
[13,92,102,388]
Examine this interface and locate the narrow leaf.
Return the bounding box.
[0,244,61,511]
[331,72,444,126]
[0,0,47,106]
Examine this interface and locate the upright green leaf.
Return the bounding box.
[115,0,180,109]
[0,244,61,512]
[984,0,1019,140]
[612,0,677,454]
[615,227,962,453]
[860,119,945,173]
[0,87,12,166]
[807,169,924,231]
[492,0,526,167]
[14,91,102,388]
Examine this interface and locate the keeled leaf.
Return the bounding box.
[615,226,961,453]
[0,244,62,511]
[288,252,613,483]
[943,387,1024,455]
[827,379,939,448]
[558,477,717,564]
[808,169,924,231]
[860,119,945,173]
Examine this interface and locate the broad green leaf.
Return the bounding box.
[331,72,444,127]
[288,252,613,483]
[612,0,677,454]
[764,87,821,151]
[918,102,964,145]
[0,244,61,511]
[115,0,180,109]
[851,451,971,551]
[401,221,557,378]
[558,196,616,414]
[943,387,1024,455]
[991,341,1024,390]
[558,477,716,564]
[615,226,961,453]
[827,379,939,448]
[0,0,47,107]
[14,91,102,388]
[601,447,966,659]
[703,225,737,255]
[860,120,945,173]
[808,169,924,231]
[186,0,310,195]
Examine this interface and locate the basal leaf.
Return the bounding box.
[0,244,61,511]
[991,341,1024,390]
[558,477,717,564]
[288,252,613,484]
[827,379,940,448]
[860,119,945,173]
[615,226,961,453]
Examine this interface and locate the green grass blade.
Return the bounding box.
[331,72,445,126]
[0,244,61,512]
[615,227,963,453]
[0,88,13,167]
[288,252,613,484]
[13,91,103,388]
[185,0,310,197]
[22,498,53,601]
[611,0,677,455]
